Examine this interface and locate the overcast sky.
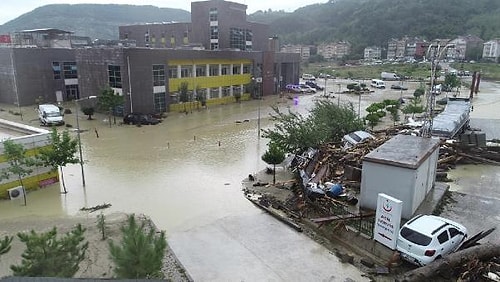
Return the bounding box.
[0,0,325,25]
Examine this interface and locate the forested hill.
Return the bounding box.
[1,0,499,57]
[0,4,191,40]
[248,0,500,56]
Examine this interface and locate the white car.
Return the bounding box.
[299,83,317,93]
[342,130,374,149]
[396,214,468,266]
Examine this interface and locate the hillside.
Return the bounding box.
[1,0,499,56]
[258,0,500,57]
[0,4,191,40]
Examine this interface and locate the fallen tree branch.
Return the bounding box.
[398,243,500,282]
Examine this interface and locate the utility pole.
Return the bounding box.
[422,42,454,138]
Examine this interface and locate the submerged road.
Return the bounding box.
[0,91,368,281]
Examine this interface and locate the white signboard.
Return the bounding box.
[373,193,403,249]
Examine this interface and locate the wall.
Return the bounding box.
[360,163,416,218]
[0,119,58,199]
[13,48,75,105]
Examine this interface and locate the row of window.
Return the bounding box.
[52,62,77,79]
[62,64,250,91]
[167,64,251,79]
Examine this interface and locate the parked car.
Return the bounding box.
[370,79,386,89]
[390,84,408,90]
[299,83,317,93]
[123,113,160,125]
[301,73,316,81]
[305,81,324,91]
[396,214,468,266]
[285,84,303,93]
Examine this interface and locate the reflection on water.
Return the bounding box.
[0,96,310,233]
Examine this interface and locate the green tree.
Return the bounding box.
[365,113,380,129]
[97,88,124,127]
[81,107,95,120]
[413,87,425,98]
[108,214,166,279]
[179,82,189,113]
[0,140,36,206]
[444,73,461,92]
[262,100,363,153]
[37,128,79,194]
[402,97,426,118]
[0,236,13,259]
[11,224,88,277]
[261,142,286,184]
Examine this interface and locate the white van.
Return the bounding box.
[370,79,386,89]
[302,74,316,81]
[38,104,64,126]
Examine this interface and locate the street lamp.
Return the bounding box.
[74,95,97,187]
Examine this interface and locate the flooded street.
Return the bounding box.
[0,93,369,281]
[1,78,499,280]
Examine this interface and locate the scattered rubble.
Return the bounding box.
[244,124,500,281]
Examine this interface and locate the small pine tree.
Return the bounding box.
[11,224,88,277]
[108,214,167,279]
[0,236,13,258]
[261,142,286,184]
[96,213,107,240]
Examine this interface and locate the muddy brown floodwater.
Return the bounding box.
[0,91,369,281]
[1,78,499,280]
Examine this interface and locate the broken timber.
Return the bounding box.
[246,194,302,232]
[311,211,375,224]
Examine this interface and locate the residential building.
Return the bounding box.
[0,0,300,114]
[363,46,382,60]
[386,38,407,60]
[318,41,351,59]
[448,35,483,61]
[280,44,311,61]
[483,39,500,62]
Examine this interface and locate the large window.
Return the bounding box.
[65,85,79,100]
[230,28,245,50]
[108,65,122,88]
[153,65,165,86]
[209,87,219,99]
[180,65,192,78]
[63,62,77,79]
[209,64,218,76]
[154,92,166,113]
[168,66,178,78]
[196,65,206,77]
[52,62,61,79]
[242,64,251,74]
[221,64,230,75]
[209,8,218,21]
[232,65,241,75]
[229,28,252,50]
[210,26,219,40]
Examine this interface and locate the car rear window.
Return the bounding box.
[400,227,432,246]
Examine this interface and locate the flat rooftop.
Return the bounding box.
[363,134,441,169]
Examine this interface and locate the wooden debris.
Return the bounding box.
[80,203,112,213]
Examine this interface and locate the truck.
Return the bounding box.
[381,72,400,81]
[38,104,64,126]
